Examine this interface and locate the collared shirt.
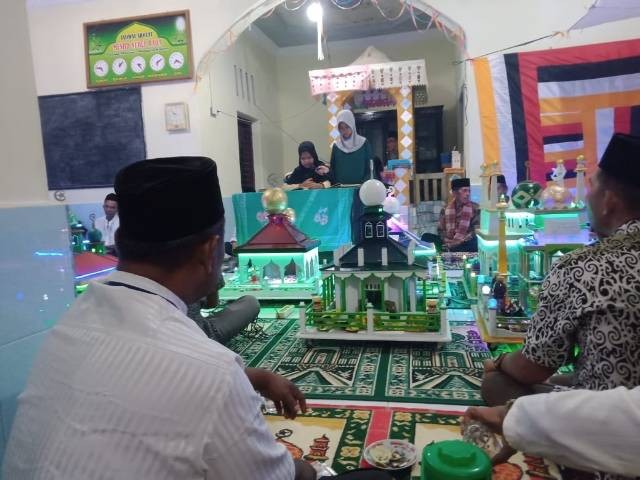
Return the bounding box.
[437,200,480,243]
[3,271,293,480]
[504,387,640,480]
[523,219,640,391]
[94,214,120,246]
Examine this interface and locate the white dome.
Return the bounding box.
[359,179,387,206]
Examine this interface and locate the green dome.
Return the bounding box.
[511,181,543,209]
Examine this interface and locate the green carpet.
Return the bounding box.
[230,305,491,406]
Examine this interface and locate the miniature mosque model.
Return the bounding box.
[219,188,322,300]
[467,156,592,341]
[297,179,451,342]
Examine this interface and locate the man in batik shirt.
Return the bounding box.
[437,177,480,252]
[481,133,640,480]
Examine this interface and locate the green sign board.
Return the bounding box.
[232,188,357,252]
[84,10,193,88]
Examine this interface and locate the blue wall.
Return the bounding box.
[0,205,75,464]
[0,197,238,466]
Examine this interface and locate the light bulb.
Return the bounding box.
[306,2,323,22]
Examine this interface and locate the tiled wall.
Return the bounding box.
[0,205,75,464]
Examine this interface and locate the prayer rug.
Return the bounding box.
[384,321,491,405]
[265,405,561,479]
[264,405,382,474]
[233,308,491,405]
[388,408,562,479]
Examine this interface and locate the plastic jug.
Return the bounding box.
[421,440,492,480]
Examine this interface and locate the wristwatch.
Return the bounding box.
[493,353,508,371]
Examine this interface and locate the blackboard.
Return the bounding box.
[38,87,146,190]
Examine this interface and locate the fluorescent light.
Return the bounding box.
[307,2,323,22]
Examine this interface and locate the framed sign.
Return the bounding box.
[84,10,193,88]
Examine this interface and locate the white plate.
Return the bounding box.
[363,439,417,470]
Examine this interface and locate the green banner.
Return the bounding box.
[85,11,192,88]
[232,188,357,252]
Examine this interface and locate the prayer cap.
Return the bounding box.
[599,133,640,188]
[451,177,471,191]
[115,157,224,243]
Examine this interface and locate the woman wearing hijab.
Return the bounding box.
[329,109,375,185]
[284,141,330,189]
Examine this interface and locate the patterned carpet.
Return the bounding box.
[265,404,561,480]
[265,405,375,474]
[228,306,492,406]
[388,408,561,480]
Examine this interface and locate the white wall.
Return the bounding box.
[0,0,48,207]
[275,29,461,164]
[203,27,283,190]
[26,0,274,200]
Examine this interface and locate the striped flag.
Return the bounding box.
[473,38,640,187]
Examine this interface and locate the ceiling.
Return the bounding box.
[253,0,429,48]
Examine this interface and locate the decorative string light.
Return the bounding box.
[307,2,325,60]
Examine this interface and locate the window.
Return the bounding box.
[376,222,385,238]
[237,115,255,192]
[364,222,373,239]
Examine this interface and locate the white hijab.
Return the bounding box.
[334,109,366,154]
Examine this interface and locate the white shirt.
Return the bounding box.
[94,214,119,246]
[3,271,294,480]
[504,387,640,478]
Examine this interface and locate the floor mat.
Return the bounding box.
[265,404,561,479]
[264,405,382,474]
[231,308,491,406]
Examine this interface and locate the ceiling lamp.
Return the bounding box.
[306,2,324,61]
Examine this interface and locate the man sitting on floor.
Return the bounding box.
[187,274,260,345]
[3,156,392,480]
[437,177,480,252]
[464,386,640,478]
[481,133,640,410]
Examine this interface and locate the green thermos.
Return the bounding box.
[421,440,492,480]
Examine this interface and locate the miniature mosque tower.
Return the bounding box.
[496,197,509,276]
[574,154,587,207]
[479,163,490,208]
[480,161,502,208]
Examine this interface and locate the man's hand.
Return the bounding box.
[463,405,517,465]
[301,179,321,189]
[246,368,307,419]
[483,358,497,374]
[294,459,317,480]
[464,405,507,435]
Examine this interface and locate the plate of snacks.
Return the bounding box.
[363,439,417,470]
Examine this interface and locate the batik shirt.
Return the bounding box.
[437,201,481,243]
[523,219,640,391]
